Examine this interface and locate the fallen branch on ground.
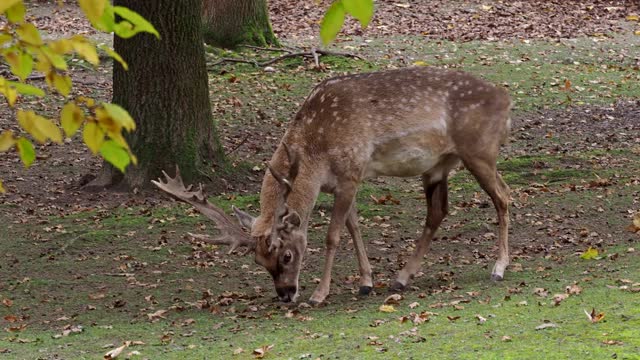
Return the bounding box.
[207,47,364,68]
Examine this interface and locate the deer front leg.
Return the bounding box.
[345,207,373,296]
[309,184,357,305]
[391,177,448,291]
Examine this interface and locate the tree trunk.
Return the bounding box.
[202,0,279,49]
[92,0,224,190]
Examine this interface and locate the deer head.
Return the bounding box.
[152,143,304,302]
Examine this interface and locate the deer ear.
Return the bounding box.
[281,211,301,232]
[232,205,256,230]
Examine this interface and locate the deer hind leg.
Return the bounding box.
[463,158,510,281]
[309,183,358,305]
[391,174,449,291]
[345,207,373,296]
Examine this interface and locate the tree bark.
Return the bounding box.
[202,0,279,49]
[93,0,224,190]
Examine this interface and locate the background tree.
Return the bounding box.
[91,0,224,189]
[201,0,279,49]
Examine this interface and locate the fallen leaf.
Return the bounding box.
[553,293,569,306]
[447,316,460,322]
[379,305,396,313]
[104,342,129,359]
[501,335,512,342]
[384,294,403,305]
[533,288,548,297]
[475,314,487,324]
[584,308,605,323]
[147,309,168,322]
[1,299,12,307]
[602,340,624,345]
[566,284,582,295]
[408,302,420,309]
[233,348,244,355]
[580,247,599,260]
[535,323,558,330]
[253,344,273,359]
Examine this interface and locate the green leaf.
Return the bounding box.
[83,121,105,154]
[60,102,85,137]
[6,2,26,23]
[0,0,20,15]
[112,6,160,38]
[99,140,131,173]
[8,81,45,97]
[320,1,346,45]
[99,45,128,70]
[342,0,374,28]
[16,137,35,168]
[93,5,116,33]
[101,103,135,131]
[5,50,33,81]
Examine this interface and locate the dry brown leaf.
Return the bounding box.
[104,342,129,359]
[147,309,168,322]
[584,308,605,323]
[384,294,403,305]
[1,299,12,307]
[566,284,582,295]
[553,293,569,306]
[253,345,273,359]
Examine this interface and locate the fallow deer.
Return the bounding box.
[153,66,512,305]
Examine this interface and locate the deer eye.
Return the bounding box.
[283,250,293,264]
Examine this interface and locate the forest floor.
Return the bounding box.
[1,1,640,359]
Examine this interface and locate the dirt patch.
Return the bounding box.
[270,0,640,42]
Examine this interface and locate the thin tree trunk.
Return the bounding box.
[202,0,279,49]
[91,0,224,190]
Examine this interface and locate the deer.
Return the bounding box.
[152,66,512,305]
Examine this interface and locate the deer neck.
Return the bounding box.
[251,146,320,238]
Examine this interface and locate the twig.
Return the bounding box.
[258,52,311,67]
[239,45,292,54]
[225,133,251,156]
[208,58,259,67]
[208,48,365,68]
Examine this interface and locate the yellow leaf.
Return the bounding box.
[413,60,428,66]
[83,121,105,154]
[379,304,396,313]
[78,0,107,25]
[0,130,16,152]
[0,33,12,46]
[60,102,85,137]
[634,213,640,228]
[5,86,18,106]
[49,39,73,54]
[77,96,95,107]
[40,47,67,70]
[0,179,5,193]
[626,14,639,21]
[580,247,599,260]
[17,110,62,144]
[481,4,492,11]
[635,30,640,36]
[5,2,26,23]
[16,23,43,46]
[47,72,72,96]
[70,36,99,65]
[0,0,20,14]
[101,103,135,131]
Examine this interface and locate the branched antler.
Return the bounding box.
[151,166,255,254]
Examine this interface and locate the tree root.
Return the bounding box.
[207,47,364,68]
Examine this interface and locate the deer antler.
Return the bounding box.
[151,166,255,254]
[266,143,301,252]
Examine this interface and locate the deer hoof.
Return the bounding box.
[389,281,406,293]
[358,286,373,296]
[490,273,504,282]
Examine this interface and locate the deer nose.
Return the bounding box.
[276,286,297,303]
